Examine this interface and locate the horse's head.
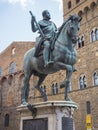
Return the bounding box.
[66,14,81,44]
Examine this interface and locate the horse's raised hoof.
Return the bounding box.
[60,81,70,89]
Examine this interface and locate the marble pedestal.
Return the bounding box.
[17,101,77,130]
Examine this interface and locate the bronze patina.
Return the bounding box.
[22,11,81,105]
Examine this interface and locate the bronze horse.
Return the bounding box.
[22,14,81,105]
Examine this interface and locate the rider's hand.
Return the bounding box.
[31,16,35,22]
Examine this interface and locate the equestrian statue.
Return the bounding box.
[21,10,81,105]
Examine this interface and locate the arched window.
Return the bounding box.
[51,83,59,95]
[68,1,71,9]
[41,85,46,93]
[9,62,16,74]
[4,114,9,127]
[78,35,85,48]
[95,29,98,40]
[1,77,7,86]
[79,75,87,89]
[93,72,98,86]
[79,77,84,89]
[83,76,87,88]
[11,47,16,55]
[55,83,58,94]
[8,75,13,85]
[91,30,96,42]
[52,83,55,94]
[43,85,46,93]
[0,66,2,77]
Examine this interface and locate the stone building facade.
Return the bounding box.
[0,0,98,130]
[63,0,98,130]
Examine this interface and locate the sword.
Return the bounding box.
[29,11,44,37]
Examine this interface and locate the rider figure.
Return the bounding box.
[31,10,57,67]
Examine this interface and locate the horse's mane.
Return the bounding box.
[59,16,71,32]
[55,15,72,39]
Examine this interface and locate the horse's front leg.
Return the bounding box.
[64,69,73,101]
[56,62,73,100]
[60,69,73,100]
[35,74,47,101]
[21,72,32,105]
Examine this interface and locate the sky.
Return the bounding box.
[0,0,63,53]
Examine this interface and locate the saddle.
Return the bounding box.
[34,36,56,57]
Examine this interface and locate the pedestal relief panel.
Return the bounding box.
[23,118,48,130]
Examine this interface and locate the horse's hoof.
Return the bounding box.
[21,99,28,106]
[60,81,70,88]
[65,97,71,101]
[21,102,28,106]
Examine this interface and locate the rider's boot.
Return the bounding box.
[43,42,54,67]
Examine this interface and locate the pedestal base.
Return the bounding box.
[17,101,77,130]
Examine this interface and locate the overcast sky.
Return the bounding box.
[0,0,63,53]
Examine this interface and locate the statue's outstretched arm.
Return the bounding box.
[31,16,38,32]
[29,11,38,32]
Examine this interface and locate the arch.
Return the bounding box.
[8,75,13,85]
[90,1,96,9]
[9,62,16,74]
[79,74,87,89]
[77,35,85,48]
[95,28,98,40]
[51,83,59,94]
[84,6,89,13]
[40,85,46,93]
[11,47,16,55]
[97,0,98,4]
[83,75,87,88]
[78,10,83,17]
[68,1,71,9]
[91,30,96,42]
[76,0,80,4]
[55,83,58,94]
[79,76,84,89]
[93,70,98,86]
[1,77,7,86]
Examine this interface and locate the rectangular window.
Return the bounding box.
[86,101,91,114]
